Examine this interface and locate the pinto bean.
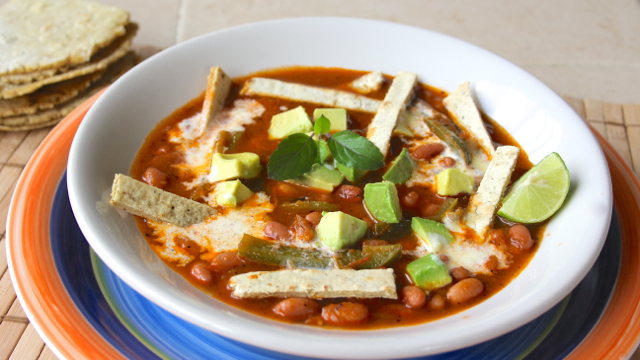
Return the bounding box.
[273,298,320,320]
[211,252,241,273]
[484,255,499,272]
[421,203,441,217]
[335,185,363,202]
[264,221,291,241]
[174,236,201,256]
[276,182,298,197]
[438,254,449,262]
[290,215,314,241]
[427,293,446,311]
[509,224,534,251]
[401,191,420,208]
[142,167,169,189]
[438,157,456,168]
[321,302,369,325]
[305,211,323,226]
[413,143,445,160]
[450,266,470,281]
[447,278,484,304]
[189,261,214,285]
[402,286,427,308]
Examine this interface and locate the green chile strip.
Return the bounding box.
[277,201,339,213]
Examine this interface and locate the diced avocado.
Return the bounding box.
[411,217,454,252]
[406,253,452,291]
[435,168,474,196]
[317,211,368,251]
[364,181,402,224]
[393,112,414,137]
[214,180,254,207]
[288,163,344,192]
[382,148,417,184]
[210,153,262,182]
[314,108,347,132]
[268,106,313,139]
[334,160,366,183]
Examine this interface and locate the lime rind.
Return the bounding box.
[497,152,570,224]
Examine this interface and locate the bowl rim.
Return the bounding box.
[66,16,612,359]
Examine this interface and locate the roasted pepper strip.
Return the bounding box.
[372,219,412,241]
[238,234,401,270]
[278,200,339,213]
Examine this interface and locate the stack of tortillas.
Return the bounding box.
[0,0,138,131]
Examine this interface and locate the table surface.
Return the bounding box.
[1,0,640,359]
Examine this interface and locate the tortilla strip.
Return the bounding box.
[465,146,520,238]
[229,268,397,299]
[0,52,135,130]
[240,77,381,113]
[198,67,232,137]
[349,71,384,94]
[366,71,417,157]
[110,174,216,227]
[0,0,129,76]
[443,82,495,159]
[0,23,137,99]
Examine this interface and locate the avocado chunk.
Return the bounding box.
[268,106,313,139]
[406,253,452,290]
[435,168,474,196]
[306,132,332,163]
[313,108,347,132]
[382,148,417,184]
[214,180,254,207]
[317,211,368,251]
[288,163,344,192]
[334,160,366,183]
[210,153,262,182]
[411,218,454,252]
[393,112,414,137]
[364,181,402,224]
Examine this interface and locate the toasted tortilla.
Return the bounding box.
[0,52,135,131]
[240,77,381,113]
[443,82,495,159]
[366,71,417,157]
[198,67,232,137]
[110,174,216,227]
[465,145,520,238]
[0,23,137,99]
[0,0,129,76]
[349,71,384,94]
[229,268,397,299]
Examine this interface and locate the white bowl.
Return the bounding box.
[67,17,612,359]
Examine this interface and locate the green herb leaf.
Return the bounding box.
[318,139,331,163]
[328,131,384,170]
[268,133,317,180]
[314,114,331,135]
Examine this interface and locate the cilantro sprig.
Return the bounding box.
[267,115,383,181]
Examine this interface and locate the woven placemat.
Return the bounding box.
[0,96,638,359]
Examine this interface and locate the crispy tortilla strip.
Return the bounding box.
[0,0,129,76]
[229,268,397,299]
[110,174,216,227]
[349,71,384,94]
[240,77,381,113]
[366,71,417,157]
[0,23,137,99]
[443,82,495,159]
[198,67,232,137]
[465,146,520,238]
[0,52,135,130]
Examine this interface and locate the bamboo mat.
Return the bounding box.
[0,97,638,359]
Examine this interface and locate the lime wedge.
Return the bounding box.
[497,152,570,224]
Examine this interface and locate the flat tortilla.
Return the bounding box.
[366,71,417,157]
[349,71,384,94]
[465,145,520,238]
[240,77,381,113]
[110,174,216,227]
[0,0,129,76]
[0,52,135,130]
[229,268,397,299]
[198,67,232,137]
[443,82,495,159]
[0,23,137,99]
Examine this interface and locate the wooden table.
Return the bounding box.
[0,96,639,359]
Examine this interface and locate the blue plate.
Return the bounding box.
[51,173,621,359]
